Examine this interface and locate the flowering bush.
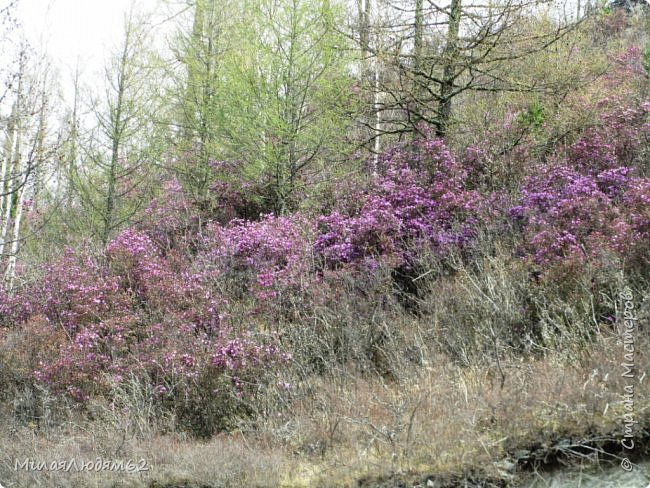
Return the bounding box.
[566,101,650,173]
[139,178,196,254]
[27,246,126,334]
[315,136,485,268]
[207,159,273,222]
[198,213,314,300]
[511,158,649,269]
[0,287,32,327]
[0,228,287,431]
[2,72,648,435]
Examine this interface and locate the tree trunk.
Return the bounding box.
[373,57,380,171]
[438,0,461,137]
[102,30,129,246]
[32,82,48,209]
[412,0,424,130]
[0,105,16,260]
[4,167,28,291]
[66,65,80,208]
[0,98,20,260]
[1,63,23,286]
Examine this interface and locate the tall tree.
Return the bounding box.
[72,11,161,245]
[355,0,384,165]
[220,0,354,214]
[0,44,56,291]
[167,0,231,207]
[357,0,583,138]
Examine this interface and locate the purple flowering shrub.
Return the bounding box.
[315,137,485,269]
[138,178,198,254]
[2,55,649,433]
[207,159,275,222]
[510,97,650,272]
[198,214,314,304]
[512,171,649,271]
[511,164,619,266]
[616,177,650,265]
[29,246,127,334]
[498,49,650,275]
[0,287,32,327]
[2,228,287,434]
[104,229,223,329]
[570,46,650,173]
[566,100,650,173]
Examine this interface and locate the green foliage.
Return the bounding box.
[220,0,354,213]
[643,42,650,77]
[67,15,164,245]
[168,0,231,202]
[518,99,546,130]
[170,0,355,214]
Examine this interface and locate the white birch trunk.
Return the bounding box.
[0,147,8,245]
[0,114,20,281]
[0,56,23,265]
[4,174,28,291]
[0,157,14,259]
[372,55,380,172]
[0,111,14,260]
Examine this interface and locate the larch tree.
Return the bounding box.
[167,0,232,207]
[219,0,354,214]
[72,11,162,246]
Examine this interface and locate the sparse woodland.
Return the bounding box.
[0,0,649,486]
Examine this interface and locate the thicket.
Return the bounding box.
[0,3,649,441]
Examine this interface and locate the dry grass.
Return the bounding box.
[252,333,649,487]
[1,425,288,487]
[0,334,647,487]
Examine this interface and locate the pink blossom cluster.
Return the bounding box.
[315,136,485,267]
[510,98,650,268]
[8,230,284,404]
[199,213,314,298]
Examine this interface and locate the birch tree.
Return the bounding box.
[0,45,55,291]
